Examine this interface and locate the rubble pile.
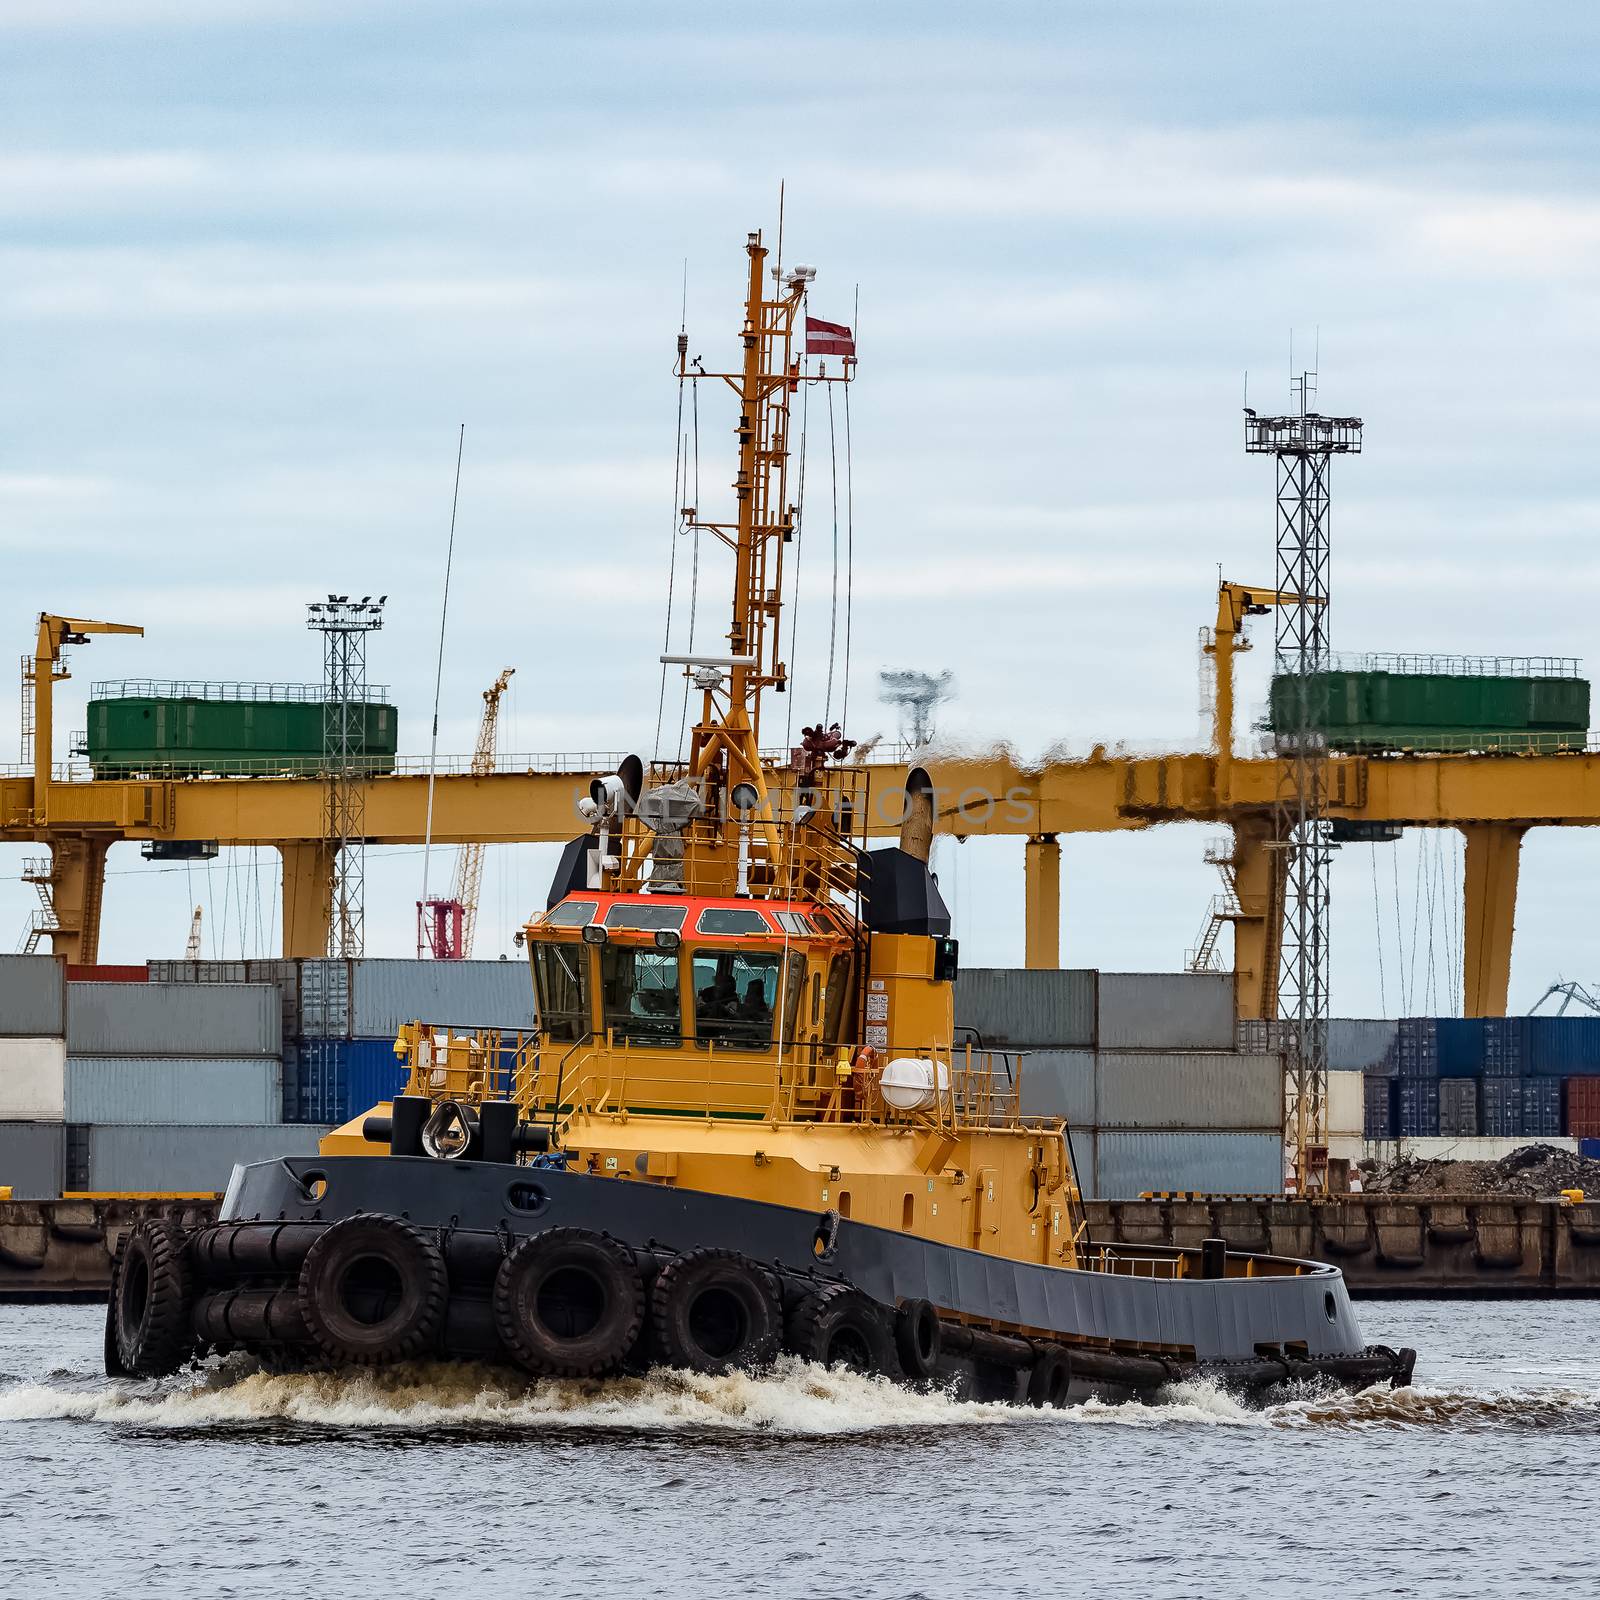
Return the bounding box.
[1361,1143,1600,1197]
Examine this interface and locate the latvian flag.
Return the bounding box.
[806,316,855,358]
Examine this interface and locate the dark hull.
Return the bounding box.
[183,1155,1415,1397]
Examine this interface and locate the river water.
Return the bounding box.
[2,1299,1596,1599]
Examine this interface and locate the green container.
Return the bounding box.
[1268,669,1589,754]
[86,697,398,776]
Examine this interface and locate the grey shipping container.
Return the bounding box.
[64,1057,281,1125]
[1089,1131,1283,1200]
[1096,973,1234,1051]
[0,1121,66,1198]
[1094,1050,1282,1131]
[1017,1049,1096,1124]
[0,955,66,1038]
[149,959,300,1040]
[68,982,281,1057]
[298,960,353,1039]
[1329,1019,1399,1074]
[78,1123,332,1193]
[953,969,1096,1049]
[351,958,536,1037]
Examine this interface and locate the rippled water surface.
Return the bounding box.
[3,1300,1597,1598]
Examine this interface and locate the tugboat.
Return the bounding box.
[106,227,1415,1403]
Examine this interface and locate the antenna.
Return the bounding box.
[420,424,466,952]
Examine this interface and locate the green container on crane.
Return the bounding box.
[1267,655,1590,754]
[84,681,399,777]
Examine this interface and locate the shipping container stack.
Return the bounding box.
[0,955,69,1198]
[956,970,1285,1198]
[152,956,536,1127]
[1342,1011,1600,1157]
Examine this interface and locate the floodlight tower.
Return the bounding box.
[307,594,386,958]
[879,668,954,749]
[1244,380,1362,1193]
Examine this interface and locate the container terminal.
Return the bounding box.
[5,232,1600,1313]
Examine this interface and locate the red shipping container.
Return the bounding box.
[1566,1076,1600,1138]
[65,964,148,983]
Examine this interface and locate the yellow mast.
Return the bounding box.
[665,230,852,881]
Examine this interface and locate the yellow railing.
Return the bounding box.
[397,1021,1034,1136]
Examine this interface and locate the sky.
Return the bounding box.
[2,1,1598,1012]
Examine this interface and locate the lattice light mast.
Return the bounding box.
[307,595,386,958]
[879,668,955,750]
[1244,383,1362,1192]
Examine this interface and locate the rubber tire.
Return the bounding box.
[492,1227,644,1378]
[103,1233,128,1377]
[297,1214,448,1366]
[786,1284,894,1375]
[113,1221,194,1377]
[1027,1344,1073,1408]
[894,1298,943,1382]
[650,1248,781,1375]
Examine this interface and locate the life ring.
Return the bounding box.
[492,1227,644,1378]
[111,1220,194,1377]
[893,1298,943,1383]
[785,1283,893,1374]
[1026,1343,1073,1408]
[649,1248,781,1375]
[297,1214,447,1366]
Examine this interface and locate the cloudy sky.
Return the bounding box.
[2,1,1597,1012]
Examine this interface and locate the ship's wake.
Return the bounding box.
[2,1358,1596,1436]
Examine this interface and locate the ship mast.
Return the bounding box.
[671,230,851,821]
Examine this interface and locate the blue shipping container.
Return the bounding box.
[1481,1078,1524,1138]
[1482,1017,1524,1077]
[1523,1017,1600,1078]
[1397,1079,1440,1136]
[291,1037,408,1126]
[1436,1018,1484,1077]
[1521,1078,1563,1137]
[1580,1138,1600,1160]
[1397,1019,1440,1078]
[1363,1077,1395,1139]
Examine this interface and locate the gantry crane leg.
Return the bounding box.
[1230,814,1286,1020]
[1023,833,1061,969]
[43,836,110,965]
[1461,823,1524,1018]
[280,843,336,959]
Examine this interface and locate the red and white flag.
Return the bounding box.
[806,316,855,358]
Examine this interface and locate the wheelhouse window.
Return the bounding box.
[692,948,782,1049]
[697,907,772,936]
[543,898,598,928]
[823,952,854,1044]
[600,945,682,1047]
[604,903,688,933]
[531,942,590,1041]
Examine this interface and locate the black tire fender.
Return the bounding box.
[894,1298,943,1382]
[649,1248,781,1375]
[103,1232,129,1378]
[785,1284,894,1375]
[1026,1343,1073,1408]
[112,1221,195,1377]
[297,1213,448,1366]
[492,1227,644,1378]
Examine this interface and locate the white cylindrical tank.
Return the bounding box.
[878,1056,951,1111]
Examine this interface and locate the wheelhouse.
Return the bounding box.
[526,891,859,1060]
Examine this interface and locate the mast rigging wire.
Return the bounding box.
[653,381,688,761]
[1371,843,1387,1016]
[823,382,840,723]
[840,286,858,731]
[675,379,702,764]
[785,362,811,749]
[420,424,466,934]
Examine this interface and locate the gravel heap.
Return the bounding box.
[1361,1142,1600,1197]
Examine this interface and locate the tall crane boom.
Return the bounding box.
[417,668,514,959]
[451,667,514,959]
